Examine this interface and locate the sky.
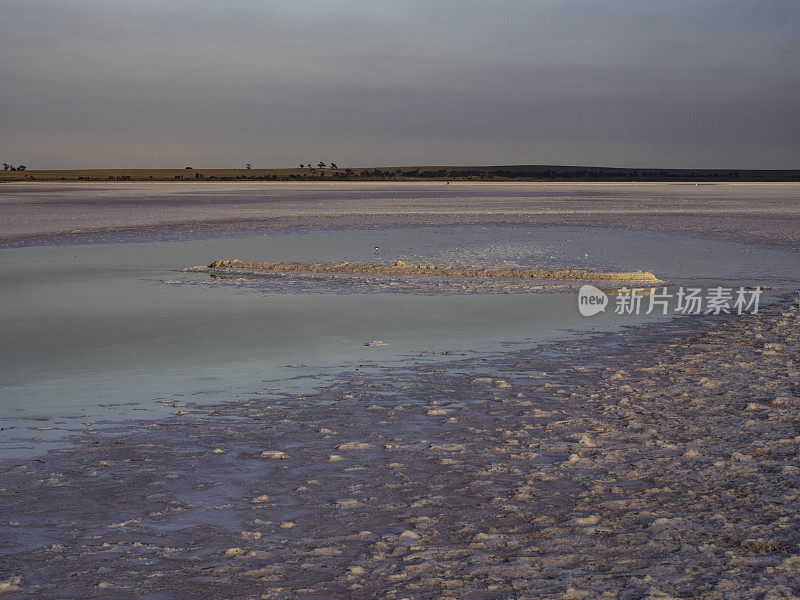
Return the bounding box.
[1,0,798,169]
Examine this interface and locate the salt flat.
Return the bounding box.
[1,182,799,599]
[2,182,800,249]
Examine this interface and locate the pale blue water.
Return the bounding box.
[1,225,798,458]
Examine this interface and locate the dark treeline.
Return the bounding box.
[235,166,800,182]
[184,167,800,182]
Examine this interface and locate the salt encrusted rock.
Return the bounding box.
[310,547,342,556]
[474,532,505,541]
[429,443,465,453]
[334,442,374,451]
[260,450,289,459]
[0,577,22,594]
[364,340,389,347]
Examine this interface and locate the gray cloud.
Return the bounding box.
[1,0,798,168]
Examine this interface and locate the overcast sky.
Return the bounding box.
[1,0,798,169]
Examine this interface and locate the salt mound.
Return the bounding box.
[260,450,289,459]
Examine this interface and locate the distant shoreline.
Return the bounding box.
[2,165,800,182]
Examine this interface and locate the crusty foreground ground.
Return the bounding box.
[1,291,798,599]
[2,182,800,250]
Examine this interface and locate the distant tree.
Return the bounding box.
[18,165,26,171]
[245,163,252,170]
[330,163,337,169]
[185,166,192,169]
[299,164,304,169]
[2,163,8,171]
[195,172,203,180]
[317,161,326,168]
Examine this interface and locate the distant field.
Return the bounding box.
[2,165,800,182]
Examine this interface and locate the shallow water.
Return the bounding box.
[1,224,798,458]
